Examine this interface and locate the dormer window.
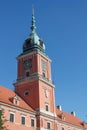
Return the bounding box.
[14,100,18,105]
[61,113,65,121]
[14,99,19,105]
[13,95,19,105]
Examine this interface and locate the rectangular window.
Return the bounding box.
[62,127,64,130]
[0,110,2,120]
[26,71,30,77]
[10,113,14,123]
[31,119,34,127]
[21,116,25,125]
[43,72,46,77]
[46,104,49,111]
[47,122,50,129]
[42,60,46,72]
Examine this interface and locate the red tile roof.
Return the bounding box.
[56,108,87,128]
[0,86,87,128]
[0,86,34,112]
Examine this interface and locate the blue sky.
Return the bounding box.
[0,0,87,121]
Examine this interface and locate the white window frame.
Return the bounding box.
[9,112,15,123]
[45,103,49,111]
[31,118,35,127]
[47,121,51,129]
[21,115,26,125]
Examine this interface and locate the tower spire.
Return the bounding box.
[23,8,45,53]
[31,7,36,33]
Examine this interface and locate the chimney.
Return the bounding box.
[57,105,62,111]
[71,111,75,116]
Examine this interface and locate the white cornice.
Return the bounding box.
[36,109,57,120]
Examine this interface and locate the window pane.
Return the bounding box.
[21,116,25,125]
[43,72,46,77]
[31,119,34,127]
[26,71,30,77]
[46,105,49,111]
[62,127,64,130]
[47,122,50,129]
[10,113,14,122]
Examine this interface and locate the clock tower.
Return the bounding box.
[14,10,56,126]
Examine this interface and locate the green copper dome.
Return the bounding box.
[23,9,45,53]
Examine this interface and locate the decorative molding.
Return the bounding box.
[39,109,57,117]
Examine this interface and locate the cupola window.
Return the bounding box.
[39,39,43,47]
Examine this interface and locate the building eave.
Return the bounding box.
[0,101,36,115]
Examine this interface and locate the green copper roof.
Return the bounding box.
[23,8,45,53]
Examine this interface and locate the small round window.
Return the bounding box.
[24,91,29,96]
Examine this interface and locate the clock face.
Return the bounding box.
[24,59,32,70]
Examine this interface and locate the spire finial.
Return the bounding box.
[32,5,34,15]
[31,6,36,33]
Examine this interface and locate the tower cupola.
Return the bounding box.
[23,9,45,53]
